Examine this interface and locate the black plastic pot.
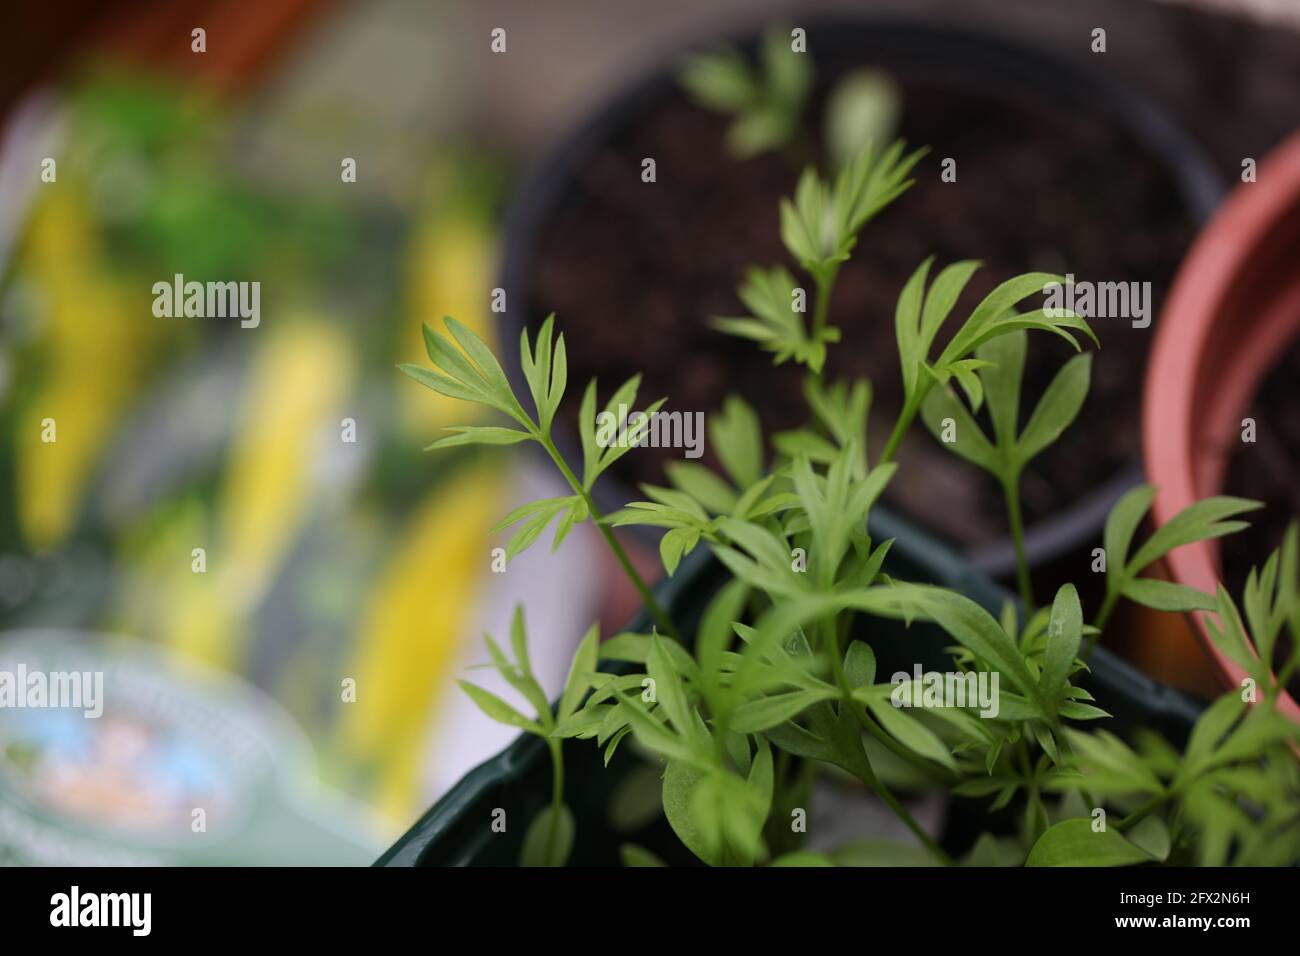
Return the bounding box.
[495,17,1224,586]
[376,504,1203,866]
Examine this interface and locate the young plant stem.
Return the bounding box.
[1276,655,1299,692]
[856,739,953,865]
[1002,475,1034,610]
[539,435,679,640]
[811,265,839,339]
[1016,737,1050,841]
[1116,793,1166,833]
[1093,590,1119,634]
[878,390,923,467]
[1084,589,1120,659]
[822,619,953,864]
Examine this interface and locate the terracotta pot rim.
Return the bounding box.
[1143,129,1300,720]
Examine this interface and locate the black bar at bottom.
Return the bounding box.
[0,865,1286,942]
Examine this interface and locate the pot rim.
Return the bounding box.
[1143,128,1300,721]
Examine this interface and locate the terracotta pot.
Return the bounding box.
[1143,129,1300,722]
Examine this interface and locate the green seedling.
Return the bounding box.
[403,131,1300,867]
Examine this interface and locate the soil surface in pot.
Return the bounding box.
[526,60,1196,550]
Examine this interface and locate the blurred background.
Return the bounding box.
[0,0,1298,864]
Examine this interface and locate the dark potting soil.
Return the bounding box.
[527,67,1195,549]
[1222,337,1300,598]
